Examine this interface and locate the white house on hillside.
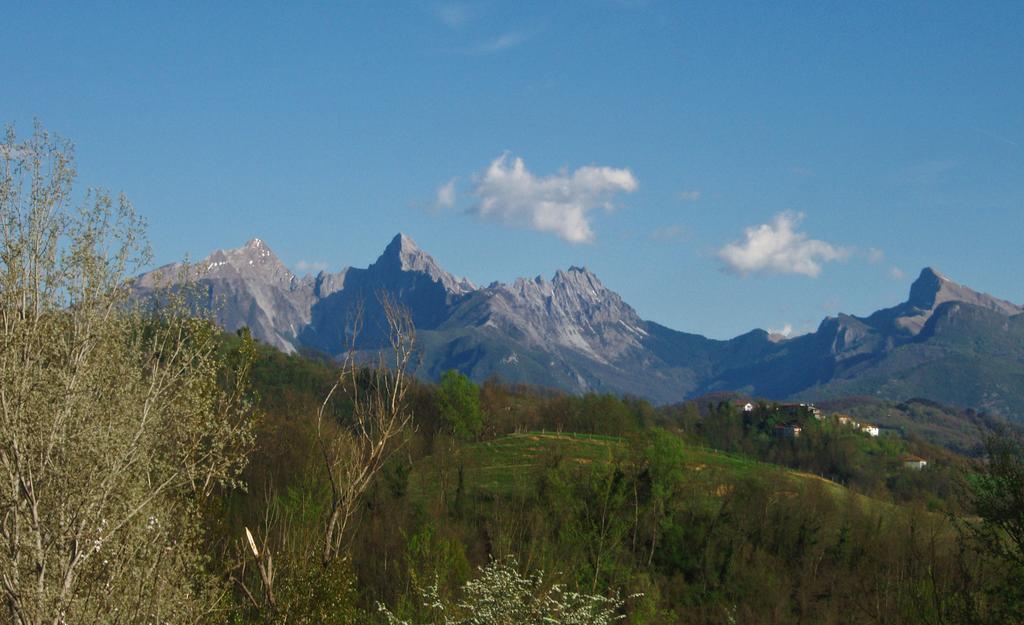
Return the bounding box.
[902,455,928,470]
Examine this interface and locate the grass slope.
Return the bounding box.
[413,432,876,508]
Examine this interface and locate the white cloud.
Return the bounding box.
[295,260,328,273]
[867,248,885,264]
[436,177,458,208]
[717,211,849,277]
[678,190,701,202]
[471,153,637,244]
[769,323,795,338]
[889,266,906,280]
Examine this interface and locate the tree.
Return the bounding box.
[638,429,687,567]
[0,123,255,624]
[967,429,1024,621]
[437,370,483,440]
[317,295,417,565]
[235,294,417,622]
[973,432,1024,565]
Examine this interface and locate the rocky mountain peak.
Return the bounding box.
[552,265,608,302]
[480,264,644,365]
[377,232,425,268]
[385,232,420,258]
[907,267,948,309]
[216,236,280,261]
[906,266,1019,316]
[867,266,1022,336]
[373,233,475,294]
[195,237,296,290]
[312,267,349,299]
[131,234,1024,412]
[557,265,599,280]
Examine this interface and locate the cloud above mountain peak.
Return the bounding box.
[717,211,848,277]
[469,153,637,244]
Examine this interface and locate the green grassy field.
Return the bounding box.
[413,431,866,506]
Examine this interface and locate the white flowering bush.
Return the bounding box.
[379,557,628,625]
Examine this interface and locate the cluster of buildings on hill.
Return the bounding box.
[737,400,928,469]
[834,413,880,437]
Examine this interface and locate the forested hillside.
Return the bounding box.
[205,338,1023,624]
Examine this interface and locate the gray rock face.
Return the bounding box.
[377,233,476,295]
[297,234,475,353]
[133,233,474,354]
[134,236,1024,415]
[867,267,1023,336]
[472,266,646,364]
[135,238,314,353]
[310,268,349,299]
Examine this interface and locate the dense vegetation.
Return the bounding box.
[206,340,1020,624]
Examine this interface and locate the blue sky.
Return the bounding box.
[3,1,1022,338]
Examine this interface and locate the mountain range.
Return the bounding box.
[134,234,1024,418]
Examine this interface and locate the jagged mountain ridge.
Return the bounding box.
[448,266,649,364]
[133,234,475,354]
[133,235,1024,416]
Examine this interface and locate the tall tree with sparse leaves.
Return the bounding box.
[0,123,255,625]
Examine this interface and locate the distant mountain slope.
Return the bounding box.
[135,233,476,354]
[418,266,715,402]
[812,396,1008,456]
[135,238,314,352]
[867,267,1021,336]
[792,300,1024,415]
[298,234,475,352]
[134,235,1024,417]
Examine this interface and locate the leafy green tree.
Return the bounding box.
[638,430,687,566]
[968,430,1024,621]
[437,370,484,440]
